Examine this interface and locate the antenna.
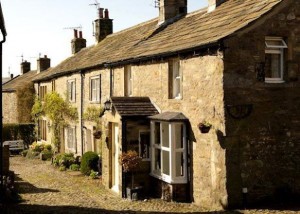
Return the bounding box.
[63,25,82,31]
[154,0,160,8]
[16,54,24,62]
[89,0,100,9]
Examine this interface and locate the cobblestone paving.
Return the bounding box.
[1,156,299,214]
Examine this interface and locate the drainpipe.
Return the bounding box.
[80,71,85,156]
[0,4,7,201]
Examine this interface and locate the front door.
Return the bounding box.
[112,124,119,192]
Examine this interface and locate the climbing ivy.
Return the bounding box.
[16,82,35,123]
[83,106,103,128]
[32,91,78,151]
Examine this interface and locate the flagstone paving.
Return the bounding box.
[1,156,299,214]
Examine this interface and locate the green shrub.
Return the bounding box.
[21,150,28,157]
[26,150,40,159]
[53,153,75,168]
[2,123,35,148]
[59,166,66,171]
[40,150,53,161]
[89,170,98,179]
[70,164,80,171]
[44,144,52,151]
[80,151,99,176]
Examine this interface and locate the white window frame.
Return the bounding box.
[169,59,182,99]
[67,79,76,102]
[124,65,133,97]
[66,127,76,152]
[150,121,187,184]
[265,37,287,83]
[90,76,100,102]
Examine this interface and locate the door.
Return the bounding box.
[112,124,119,192]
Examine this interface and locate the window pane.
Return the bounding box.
[154,148,161,172]
[162,150,170,175]
[140,132,150,159]
[175,123,183,149]
[265,53,281,78]
[154,122,160,145]
[162,123,169,148]
[175,152,184,177]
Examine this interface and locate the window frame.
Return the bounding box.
[66,126,76,153]
[150,121,187,184]
[264,37,287,83]
[90,76,101,103]
[168,58,182,99]
[67,79,76,102]
[124,65,133,97]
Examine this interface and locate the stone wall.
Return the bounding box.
[2,92,18,124]
[223,0,300,207]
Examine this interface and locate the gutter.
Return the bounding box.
[0,1,7,201]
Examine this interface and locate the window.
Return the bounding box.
[90,76,100,102]
[38,119,47,141]
[39,86,47,101]
[124,65,133,97]
[168,59,182,99]
[265,37,287,83]
[67,80,76,102]
[150,121,187,184]
[66,127,76,152]
[139,131,150,160]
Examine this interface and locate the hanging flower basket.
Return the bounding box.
[198,122,212,133]
[93,130,102,139]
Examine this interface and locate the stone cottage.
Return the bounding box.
[2,56,50,124]
[33,0,300,209]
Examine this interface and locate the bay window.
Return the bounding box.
[150,121,187,184]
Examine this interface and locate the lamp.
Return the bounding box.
[99,99,112,117]
[104,99,111,111]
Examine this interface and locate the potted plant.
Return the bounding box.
[119,150,142,200]
[198,121,212,133]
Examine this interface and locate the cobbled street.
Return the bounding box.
[1,156,299,214]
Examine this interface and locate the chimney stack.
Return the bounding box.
[20,61,31,75]
[10,73,13,79]
[208,0,226,13]
[37,55,51,73]
[158,0,187,24]
[71,29,87,54]
[94,8,113,43]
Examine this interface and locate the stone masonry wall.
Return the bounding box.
[2,92,18,124]
[108,55,227,209]
[223,0,300,207]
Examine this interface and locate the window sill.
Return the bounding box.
[265,79,285,84]
[89,101,100,104]
[150,172,187,184]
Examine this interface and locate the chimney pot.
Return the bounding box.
[44,55,47,58]
[99,8,104,19]
[74,29,78,38]
[79,31,83,38]
[104,9,109,19]
[10,74,13,79]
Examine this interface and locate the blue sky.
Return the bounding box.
[1,0,207,77]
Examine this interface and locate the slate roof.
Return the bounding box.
[2,71,37,92]
[111,97,159,117]
[33,0,283,82]
[148,112,188,122]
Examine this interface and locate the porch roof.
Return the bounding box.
[111,97,159,117]
[148,112,188,122]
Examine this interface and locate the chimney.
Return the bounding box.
[37,55,51,73]
[158,0,187,24]
[10,73,13,79]
[71,29,87,54]
[94,8,113,43]
[20,61,31,75]
[208,0,226,13]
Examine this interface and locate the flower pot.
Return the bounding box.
[198,123,211,133]
[126,186,143,200]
